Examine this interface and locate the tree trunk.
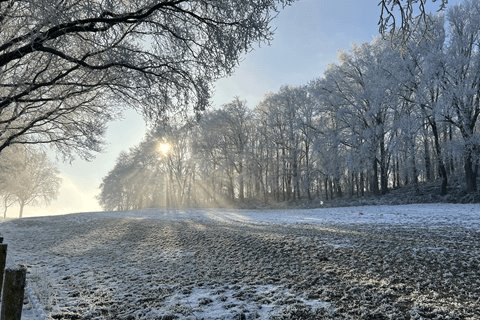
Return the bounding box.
[448,123,455,173]
[292,157,299,201]
[392,157,397,188]
[410,137,419,193]
[211,163,217,204]
[18,201,25,218]
[275,148,280,201]
[228,173,235,200]
[396,156,401,188]
[349,172,354,197]
[329,178,334,199]
[464,149,478,192]
[423,127,432,181]
[335,178,342,198]
[305,143,312,201]
[371,158,379,195]
[355,173,359,197]
[263,152,268,202]
[431,120,448,195]
[379,135,388,194]
[360,171,365,196]
[238,160,244,201]
[324,178,329,200]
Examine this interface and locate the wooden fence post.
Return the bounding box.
[0,244,6,297]
[0,265,27,320]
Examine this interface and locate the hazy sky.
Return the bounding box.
[20,0,458,217]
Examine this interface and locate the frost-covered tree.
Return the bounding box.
[0,0,293,159]
[250,85,320,202]
[296,85,318,200]
[98,122,197,210]
[256,89,297,201]
[192,99,252,202]
[441,0,480,192]
[98,131,168,211]
[0,146,61,217]
[252,101,277,201]
[397,16,450,194]
[157,124,196,207]
[98,152,132,211]
[278,86,304,201]
[218,98,252,201]
[316,39,401,195]
[191,111,229,204]
[255,94,285,201]
[99,0,480,207]
[98,150,156,211]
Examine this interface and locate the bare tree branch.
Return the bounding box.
[0,0,293,159]
[378,0,448,39]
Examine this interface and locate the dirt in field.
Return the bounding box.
[1,211,479,319]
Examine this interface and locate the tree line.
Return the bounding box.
[98,0,480,211]
[0,0,446,216]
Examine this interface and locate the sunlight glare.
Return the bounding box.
[157,141,171,156]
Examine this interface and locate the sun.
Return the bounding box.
[157,142,171,156]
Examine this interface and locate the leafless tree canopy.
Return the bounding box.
[0,0,451,160]
[0,0,292,159]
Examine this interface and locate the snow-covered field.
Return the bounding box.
[1,204,479,319]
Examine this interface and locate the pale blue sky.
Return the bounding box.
[22,0,459,216]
